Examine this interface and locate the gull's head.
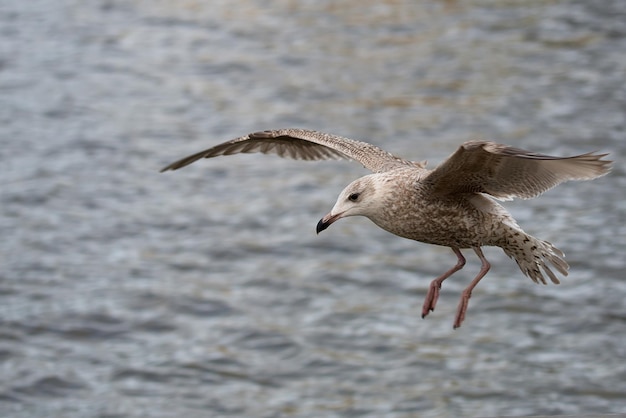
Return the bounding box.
[316,174,382,234]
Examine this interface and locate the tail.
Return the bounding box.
[502,232,569,285]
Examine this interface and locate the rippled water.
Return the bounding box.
[2,0,626,417]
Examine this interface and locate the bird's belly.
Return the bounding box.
[372,200,495,249]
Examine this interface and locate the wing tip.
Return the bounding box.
[159,160,189,172]
[571,151,613,179]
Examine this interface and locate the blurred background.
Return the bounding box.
[1,0,625,417]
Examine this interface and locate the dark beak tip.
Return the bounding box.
[316,218,329,234]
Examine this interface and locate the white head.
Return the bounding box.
[316,174,383,234]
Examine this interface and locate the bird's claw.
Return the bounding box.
[421,281,441,319]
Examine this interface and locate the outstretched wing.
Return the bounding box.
[160,128,421,173]
[425,141,611,200]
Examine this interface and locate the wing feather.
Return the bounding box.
[160,128,421,173]
[425,141,611,200]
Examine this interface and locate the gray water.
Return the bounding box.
[2,0,626,417]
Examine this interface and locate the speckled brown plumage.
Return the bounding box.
[162,129,612,328]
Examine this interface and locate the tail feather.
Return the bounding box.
[503,234,569,285]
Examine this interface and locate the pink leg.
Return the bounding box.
[453,247,491,329]
[422,247,466,319]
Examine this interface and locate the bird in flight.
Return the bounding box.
[161,128,611,328]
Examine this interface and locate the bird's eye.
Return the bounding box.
[348,192,360,202]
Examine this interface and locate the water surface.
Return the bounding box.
[1,0,625,417]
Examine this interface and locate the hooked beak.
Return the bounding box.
[316,212,343,234]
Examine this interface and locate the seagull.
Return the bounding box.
[161,128,611,328]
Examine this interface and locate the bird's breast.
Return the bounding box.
[371,192,492,248]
